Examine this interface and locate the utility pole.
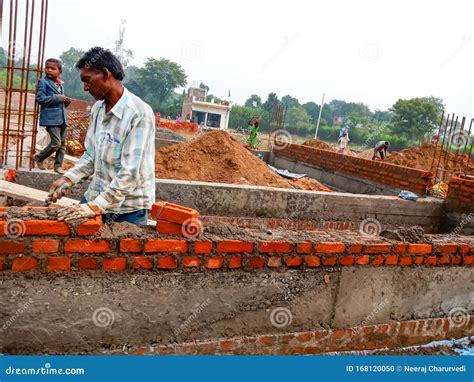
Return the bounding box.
[314,93,325,139]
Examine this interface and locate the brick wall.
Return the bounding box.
[446,176,474,212]
[276,144,433,195]
[1,207,473,273]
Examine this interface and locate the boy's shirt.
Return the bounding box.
[36,77,68,127]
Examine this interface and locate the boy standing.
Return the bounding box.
[34,58,71,174]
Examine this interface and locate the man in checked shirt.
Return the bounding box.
[47,47,155,225]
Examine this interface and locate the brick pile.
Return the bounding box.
[446,176,474,212]
[151,201,202,238]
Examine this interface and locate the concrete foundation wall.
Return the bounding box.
[1,267,472,354]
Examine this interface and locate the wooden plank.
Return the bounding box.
[0,180,78,206]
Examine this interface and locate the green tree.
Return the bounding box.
[285,106,312,136]
[302,101,320,123]
[281,94,299,109]
[59,47,92,100]
[244,94,262,108]
[262,92,280,114]
[199,82,210,92]
[229,105,269,132]
[389,97,444,143]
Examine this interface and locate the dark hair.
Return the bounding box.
[75,47,124,81]
[45,58,62,72]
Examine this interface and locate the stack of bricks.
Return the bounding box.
[446,176,474,212]
[0,206,473,273]
[276,143,433,195]
[0,168,17,182]
[151,201,202,238]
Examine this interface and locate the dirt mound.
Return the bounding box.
[156,130,299,189]
[384,144,473,175]
[290,177,333,192]
[302,139,335,151]
[155,128,186,142]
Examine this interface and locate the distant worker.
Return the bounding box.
[34,58,71,174]
[247,116,260,149]
[176,113,181,122]
[337,131,350,154]
[372,141,390,160]
[339,125,349,138]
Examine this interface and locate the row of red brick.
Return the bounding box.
[2,251,473,272]
[277,144,433,194]
[1,238,473,255]
[112,315,473,355]
[446,177,474,212]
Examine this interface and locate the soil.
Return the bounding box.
[290,177,333,192]
[155,128,186,142]
[156,130,331,191]
[379,226,432,243]
[383,143,474,175]
[302,139,336,151]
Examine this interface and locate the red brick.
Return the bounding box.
[120,239,141,253]
[0,240,25,254]
[322,256,337,266]
[364,243,391,254]
[144,240,188,253]
[459,244,470,254]
[25,220,70,236]
[356,255,369,265]
[77,216,102,236]
[267,256,281,268]
[151,201,199,225]
[370,255,386,266]
[451,254,462,265]
[414,255,424,265]
[133,256,153,269]
[436,243,457,254]
[463,255,474,265]
[399,256,413,266]
[228,255,242,269]
[285,256,303,267]
[157,255,178,269]
[32,239,59,254]
[385,255,398,265]
[259,241,292,253]
[220,340,234,351]
[409,244,432,254]
[424,255,437,266]
[205,256,224,269]
[250,257,265,268]
[217,240,253,253]
[194,241,212,254]
[306,255,321,267]
[296,242,311,254]
[349,243,362,254]
[65,240,111,253]
[12,257,38,272]
[77,257,97,270]
[438,254,450,265]
[332,328,345,340]
[47,256,70,271]
[182,256,200,268]
[296,332,312,342]
[314,242,345,253]
[339,255,354,266]
[103,258,127,271]
[156,220,184,236]
[0,256,4,270]
[395,243,407,254]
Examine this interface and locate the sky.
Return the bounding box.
[2,0,473,116]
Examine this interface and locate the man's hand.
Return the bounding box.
[57,203,103,222]
[64,97,71,107]
[47,177,73,204]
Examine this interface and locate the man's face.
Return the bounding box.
[45,61,61,80]
[79,68,109,100]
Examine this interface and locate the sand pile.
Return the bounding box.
[384,144,473,175]
[155,130,332,191]
[302,139,335,151]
